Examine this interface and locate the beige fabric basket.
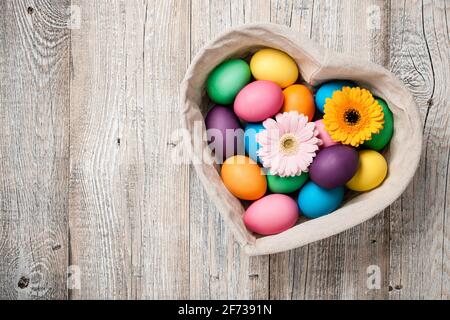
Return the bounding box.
[180,23,422,256]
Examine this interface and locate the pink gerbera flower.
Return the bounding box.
[256,112,322,177]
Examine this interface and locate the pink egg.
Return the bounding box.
[243,194,299,235]
[234,80,284,122]
[315,119,339,148]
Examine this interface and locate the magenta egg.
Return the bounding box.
[205,105,243,160]
[315,119,339,148]
[243,194,299,235]
[234,80,284,122]
[309,145,359,189]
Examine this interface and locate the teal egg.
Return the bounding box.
[363,98,394,150]
[267,173,309,194]
[297,181,344,218]
[206,59,251,105]
[315,80,356,113]
[244,123,265,163]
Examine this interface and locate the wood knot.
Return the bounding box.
[18,276,30,289]
[27,7,34,15]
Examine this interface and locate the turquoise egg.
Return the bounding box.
[297,181,344,218]
[315,80,356,113]
[244,123,265,163]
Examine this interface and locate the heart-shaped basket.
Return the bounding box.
[180,23,422,256]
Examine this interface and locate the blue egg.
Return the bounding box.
[244,123,265,163]
[315,80,356,113]
[297,181,344,219]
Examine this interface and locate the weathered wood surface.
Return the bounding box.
[0,0,448,299]
[0,0,70,299]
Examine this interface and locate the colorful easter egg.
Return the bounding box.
[282,84,315,121]
[298,181,344,219]
[267,173,309,194]
[315,119,339,148]
[250,48,299,88]
[234,80,284,122]
[309,145,359,189]
[221,155,267,200]
[315,80,356,113]
[244,194,299,235]
[244,123,265,163]
[346,150,388,191]
[205,105,243,160]
[206,59,251,105]
[362,98,394,150]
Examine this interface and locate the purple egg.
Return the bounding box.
[205,105,244,160]
[309,145,359,189]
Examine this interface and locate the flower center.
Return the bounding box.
[280,134,299,155]
[344,108,361,125]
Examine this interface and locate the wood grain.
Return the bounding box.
[69,0,131,299]
[69,0,190,299]
[388,0,450,299]
[0,0,448,300]
[0,0,70,299]
[140,0,191,299]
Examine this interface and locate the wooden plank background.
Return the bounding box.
[0,0,448,299]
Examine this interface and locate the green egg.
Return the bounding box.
[267,173,309,194]
[363,98,394,151]
[206,59,251,105]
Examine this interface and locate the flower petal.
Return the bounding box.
[263,118,279,131]
[322,86,384,146]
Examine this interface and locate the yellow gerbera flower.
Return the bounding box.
[323,87,384,147]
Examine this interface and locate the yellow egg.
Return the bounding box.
[346,150,388,191]
[250,49,299,88]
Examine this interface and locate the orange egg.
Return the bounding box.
[282,84,315,121]
[221,155,267,200]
